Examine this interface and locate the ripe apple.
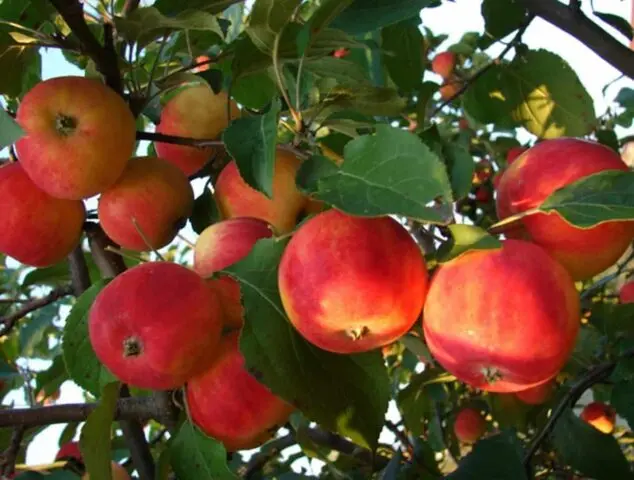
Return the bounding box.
[496,138,634,280]
[0,162,85,267]
[98,156,194,251]
[214,150,308,234]
[55,441,82,462]
[88,262,223,390]
[619,279,634,303]
[83,462,130,480]
[278,209,429,354]
[194,217,273,329]
[192,55,211,72]
[423,239,580,393]
[15,76,135,200]
[453,407,486,443]
[155,83,240,176]
[474,186,491,203]
[439,81,462,101]
[432,51,456,79]
[186,331,294,451]
[580,402,616,434]
[506,146,527,165]
[332,48,350,58]
[515,379,555,405]
[492,170,504,190]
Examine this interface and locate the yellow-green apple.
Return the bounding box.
[98,156,194,251]
[278,209,429,354]
[506,146,527,165]
[194,217,273,329]
[619,279,634,303]
[214,150,308,234]
[496,138,634,280]
[453,407,486,443]
[88,262,223,390]
[15,76,135,200]
[0,162,84,267]
[432,51,456,79]
[580,402,616,434]
[186,331,294,451]
[423,239,580,393]
[155,84,240,176]
[515,379,555,405]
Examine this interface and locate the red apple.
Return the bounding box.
[515,379,555,405]
[214,150,307,234]
[98,156,194,251]
[439,81,462,101]
[580,402,616,434]
[155,84,240,176]
[55,441,82,462]
[88,262,223,390]
[186,331,294,451]
[492,170,504,190]
[506,146,527,165]
[332,48,350,58]
[0,162,85,267]
[619,279,634,303]
[15,76,135,200]
[496,138,634,280]
[192,55,211,72]
[432,51,456,79]
[453,407,486,443]
[194,218,273,329]
[278,210,429,354]
[474,186,491,203]
[423,239,580,393]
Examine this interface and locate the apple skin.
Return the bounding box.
[506,146,527,165]
[98,156,194,251]
[453,407,486,443]
[423,239,580,393]
[55,441,82,462]
[432,51,456,79]
[515,379,555,405]
[82,462,130,480]
[215,150,307,234]
[155,84,240,176]
[580,402,616,434]
[88,262,223,390]
[186,331,294,451]
[194,218,273,329]
[492,170,504,190]
[278,209,429,354]
[496,138,634,280]
[15,76,135,200]
[619,280,634,303]
[439,81,461,100]
[0,162,85,267]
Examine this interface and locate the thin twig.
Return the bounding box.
[0,425,25,477]
[118,385,155,480]
[136,131,225,148]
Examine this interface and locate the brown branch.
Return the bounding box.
[520,0,634,78]
[122,0,141,16]
[0,426,25,476]
[85,223,127,279]
[48,0,123,93]
[136,131,225,148]
[0,285,73,337]
[119,385,155,480]
[68,245,92,296]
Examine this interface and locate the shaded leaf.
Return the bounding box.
[589,303,634,339]
[437,225,502,263]
[595,12,633,40]
[231,71,277,109]
[611,381,634,430]
[154,0,242,15]
[481,0,527,42]
[382,20,423,92]
[0,109,23,148]
[246,0,301,54]
[0,32,41,97]
[190,187,220,234]
[332,0,434,35]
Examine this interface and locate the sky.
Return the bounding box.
[7,0,634,473]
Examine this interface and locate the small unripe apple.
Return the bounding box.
[432,51,457,79]
[506,146,527,165]
[453,407,486,443]
[515,379,554,405]
[98,156,194,251]
[194,218,273,329]
[15,76,136,200]
[155,84,240,176]
[0,162,85,267]
[619,280,634,303]
[278,209,428,354]
[89,262,223,390]
[186,331,294,451]
[214,150,307,234]
[580,402,616,434]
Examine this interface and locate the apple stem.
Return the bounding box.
[54,114,78,136]
[346,326,370,341]
[123,337,142,357]
[481,366,503,385]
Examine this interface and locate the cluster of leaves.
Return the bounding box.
[0,0,634,479]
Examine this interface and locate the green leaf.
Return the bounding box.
[481,0,527,41]
[320,84,406,117]
[190,187,220,235]
[223,239,390,450]
[589,303,634,339]
[80,382,120,480]
[62,280,117,397]
[35,354,66,398]
[381,20,423,92]
[303,57,371,86]
[0,109,23,148]
[296,125,452,223]
[611,381,634,430]
[231,71,277,109]
[437,225,502,263]
[14,471,78,480]
[22,254,100,288]
[246,0,301,54]
[447,431,527,480]
[539,170,634,228]
[595,12,633,40]
[550,410,632,480]
[222,99,280,198]
[0,33,41,98]
[307,0,355,34]
[331,0,434,35]
[616,87,634,110]
[170,421,237,480]
[154,0,242,15]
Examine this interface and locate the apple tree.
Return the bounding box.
[0,0,634,479]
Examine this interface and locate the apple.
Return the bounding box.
[474,186,491,203]
[453,407,486,443]
[431,51,456,79]
[155,83,240,176]
[423,239,580,393]
[55,441,82,462]
[515,379,555,405]
[192,55,211,72]
[194,217,273,329]
[492,170,504,190]
[496,138,634,280]
[619,279,634,303]
[332,48,350,58]
[278,209,429,354]
[439,81,462,101]
[15,76,135,200]
[186,331,294,451]
[82,462,130,480]
[506,146,527,165]
[580,402,616,434]
[214,150,308,234]
[0,162,85,267]
[88,262,223,390]
[98,156,194,251]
